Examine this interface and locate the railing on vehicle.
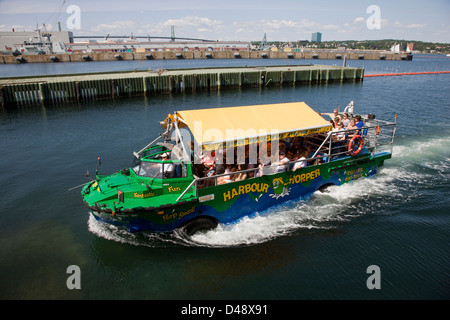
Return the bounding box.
[176,117,397,200]
[309,119,397,163]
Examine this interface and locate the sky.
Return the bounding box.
[0,0,449,43]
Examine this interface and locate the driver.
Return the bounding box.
[160,152,174,178]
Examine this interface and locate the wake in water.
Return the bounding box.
[187,167,403,247]
[87,169,403,248]
[88,135,449,248]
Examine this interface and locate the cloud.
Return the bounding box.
[138,16,225,38]
[323,24,339,30]
[91,20,139,34]
[162,16,221,28]
[406,24,426,29]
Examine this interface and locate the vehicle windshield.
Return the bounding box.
[132,160,188,179]
[132,161,163,178]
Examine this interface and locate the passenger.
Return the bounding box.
[257,156,271,177]
[333,122,346,141]
[293,150,308,171]
[324,108,341,121]
[272,150,289,173]
[355,115,364,128]
[247,163,256,178]
[258,141,272,167]
[333,117,341,129]
[233,164,248,181]
[283,137,292,151]
[293,136,304,149]
[346,119,359,137]
[246,146,257,178]
[342,113,350,127]
[333,108,342,122]
[287,149,297,161]
[201,150,215,167]
[214,149,225,177]
[315,146,328,164]
[278,139,287,153]
[331,122,347,156]
[217,164,233,185]
[202,152,216,188]
[305,144,318,166]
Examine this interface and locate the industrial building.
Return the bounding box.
[0,30,251,55]
[0,30,73,53]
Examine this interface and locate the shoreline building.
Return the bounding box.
[311,32,322,43]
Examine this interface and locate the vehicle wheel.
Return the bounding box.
[180,218,218,236]
[318,183,335,193]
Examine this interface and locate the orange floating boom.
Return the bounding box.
[365,71,450,77]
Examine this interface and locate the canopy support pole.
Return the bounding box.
[176,178,198,202]
[173,113,191,161]
[312,131,332,161]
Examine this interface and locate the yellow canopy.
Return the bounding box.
[172,102,332,151]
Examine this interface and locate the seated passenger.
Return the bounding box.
[233,164,248,181]
[161,153,174,178]
[217,164,234,185]
[333,117,341,129]
[305,144,322,166]
[272,150,289,173]
[315,146,329,164]
[258,142,272,169]
[214,150,225,177]
[247,162,256,178]
[346,119,359,137]
[288,137,304,155]
[257,157,270,177]
[333,122,346,141]
[202,153,216,188]
[279,139,287,153]
[287,149,297,161]
[292,150,308,171]
[355,115,364,128]
[342,113,350,127]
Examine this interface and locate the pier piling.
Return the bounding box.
[0,65,364,108]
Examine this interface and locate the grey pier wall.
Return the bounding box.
[1,50,413,64]
[0,65,364,108]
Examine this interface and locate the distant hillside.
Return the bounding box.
[252,39,450,53]
[317,39,450,53]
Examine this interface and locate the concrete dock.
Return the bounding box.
[1,50,412,64]
[0,65,364,108]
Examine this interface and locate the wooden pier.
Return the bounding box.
[0,65,364,108]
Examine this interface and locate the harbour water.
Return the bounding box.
[0,54,449,301]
